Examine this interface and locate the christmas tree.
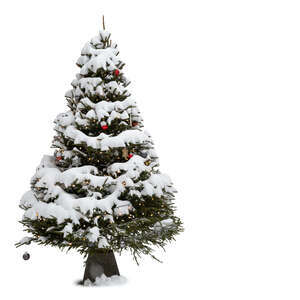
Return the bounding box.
[16,18,183,283]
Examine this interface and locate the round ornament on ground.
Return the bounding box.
[23,252,30,260]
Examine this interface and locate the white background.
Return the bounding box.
[1,0,300,299]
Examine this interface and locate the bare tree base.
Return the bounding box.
[83,249,120,283]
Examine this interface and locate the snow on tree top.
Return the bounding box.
[80,47,119,75]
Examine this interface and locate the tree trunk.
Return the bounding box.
[83,249,120,283]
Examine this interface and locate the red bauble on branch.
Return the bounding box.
[114,69,120,76]
[132,121,138,127]
[56,156,62,161]
[128,153,133,159]
[101,125,108,130]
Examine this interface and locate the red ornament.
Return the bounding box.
[101,125,108,130]
[128,153,133,159]
[114,69,120,76]
[56,156,62,161]
[132,121,138,127]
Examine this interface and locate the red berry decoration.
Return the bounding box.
[101,125,108,130]
[128,153,133,159]
[56,156,62,161]
[132,121,138,127]
[114,69,120,76]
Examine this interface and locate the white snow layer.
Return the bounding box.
[83,274,127,287]
[21,155,175,230]
[153,218,175,232]
[75,97,138,126]
[64,127,151,151]
[80,48,119,75]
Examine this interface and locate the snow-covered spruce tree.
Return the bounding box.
[17,21,183,282]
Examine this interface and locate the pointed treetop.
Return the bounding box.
[102,15,106,30]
